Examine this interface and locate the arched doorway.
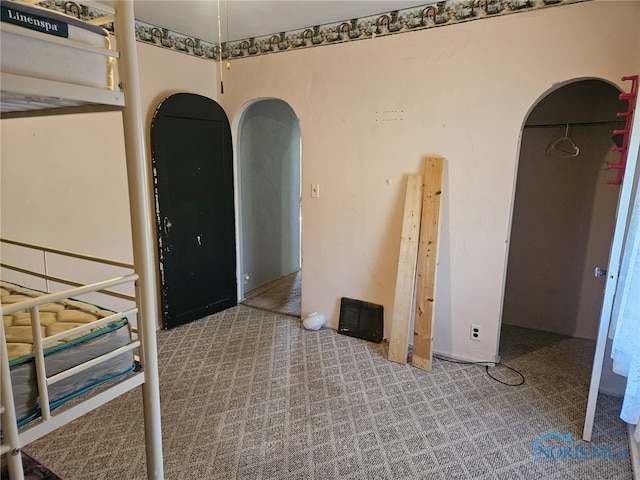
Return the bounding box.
[151,93,237,328]
[500,79,628,392]
[236,99,302,317]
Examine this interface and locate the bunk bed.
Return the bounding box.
[0,1,164,479]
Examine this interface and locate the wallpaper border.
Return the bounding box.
[39,0,589,61]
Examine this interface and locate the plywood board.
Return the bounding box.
[412,156,444,371]
[388,174,423,364]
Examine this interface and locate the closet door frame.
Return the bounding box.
[583,97,640,441]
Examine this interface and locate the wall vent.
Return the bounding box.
[338,297,383,343]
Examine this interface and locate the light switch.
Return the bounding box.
[311,184,320,198]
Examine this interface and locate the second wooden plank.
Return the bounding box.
[412,156,444,371]
[388,174,424,364]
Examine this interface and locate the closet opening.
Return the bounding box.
[236,98,302,317]
[499,78,628,395]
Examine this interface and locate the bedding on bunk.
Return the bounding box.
[0,0,114,89]
[1,281,135,426]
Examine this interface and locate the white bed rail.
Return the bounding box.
[1,237,135,302]
[0,274,143,470]
[1,322,24,480]
[0,0,123,119]
[1,0,164,476]
[4,275,138,420]
[1,237,134,268]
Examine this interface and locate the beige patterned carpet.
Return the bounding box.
[20,306,632,479]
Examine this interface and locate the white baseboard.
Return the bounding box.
[629,423,640,480]
[432,349,501,364]
[599,386,625,397]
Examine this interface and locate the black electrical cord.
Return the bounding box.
[432,354,525,387]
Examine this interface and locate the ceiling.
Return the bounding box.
[132,1,428,43]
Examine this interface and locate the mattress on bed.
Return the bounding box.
[0,0,113,89]
[1,281,135,426]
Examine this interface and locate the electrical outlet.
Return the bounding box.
[470,324,481,341]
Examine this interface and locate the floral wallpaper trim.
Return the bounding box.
[36,0,220,58]
[37,0,589,62]
[218,0,588,61]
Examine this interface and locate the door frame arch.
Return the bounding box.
[230,97,303,302]
[497,76,639,441]
[497,76,624,347]
[151,92,237,328]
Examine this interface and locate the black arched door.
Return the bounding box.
[151,93,236,328]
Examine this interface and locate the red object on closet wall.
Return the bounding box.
[608,75,638,185]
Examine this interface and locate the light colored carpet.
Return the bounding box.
[242,270,301,318]
[21,306,632,479]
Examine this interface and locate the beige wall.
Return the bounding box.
[219,1,640,361]
[135,41,217,146]
[2,2,639,359]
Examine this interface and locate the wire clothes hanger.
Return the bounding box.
[546,124,580,158]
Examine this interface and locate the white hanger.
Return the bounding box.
[546,124,580,158]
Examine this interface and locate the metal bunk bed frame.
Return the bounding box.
[0,1,164,478]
